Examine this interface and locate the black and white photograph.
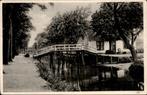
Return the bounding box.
[1,0,146,94]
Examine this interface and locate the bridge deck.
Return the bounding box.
[33,44,98,57]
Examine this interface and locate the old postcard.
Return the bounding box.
[0,0,147,94]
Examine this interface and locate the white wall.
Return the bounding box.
[88,41,110,53]
[93,40,130,53]
[77,37,131,53]
[88,41,97,49]
[104,41,109,51]
[116,40,124,51]
[77,36,88,45]
[116,40,130,53]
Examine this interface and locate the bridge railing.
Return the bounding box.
[33,44,97,57]
[54,44,87,51]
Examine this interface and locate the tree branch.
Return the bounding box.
[133,28,142,41]
[116,3,126,11]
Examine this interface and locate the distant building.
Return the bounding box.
[77,32,143,54]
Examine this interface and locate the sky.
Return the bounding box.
[28,2,101,47]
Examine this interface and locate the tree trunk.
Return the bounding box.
[8,15,13,62]
[131,33,134,46]
[3,33,8,64]
[113,6,137,62]
[118,30,137,61]
[129,45,137,62]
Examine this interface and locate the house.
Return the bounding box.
[77,32,143,54]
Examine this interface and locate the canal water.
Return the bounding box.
[35,51,141,91]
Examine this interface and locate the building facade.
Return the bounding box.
[77,32,143,54]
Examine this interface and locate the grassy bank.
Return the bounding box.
[35,61,80,91]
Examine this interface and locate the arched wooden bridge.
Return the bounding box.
[33,44,98,57]
[33,44,121,90]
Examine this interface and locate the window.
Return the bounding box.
[96,41,104,50]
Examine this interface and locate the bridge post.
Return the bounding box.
[81,50,86,89]
[75,51,81,91]
[98,67,102,90]
[50,52,54,75]
[53,51,57,76]
[47,53,51,68]
[61,54,65,80]
[57,51,62,77]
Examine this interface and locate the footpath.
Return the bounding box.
[3,54,50,92]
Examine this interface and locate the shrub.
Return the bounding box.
[129,63,144,82]
[24,53,30,57]
[35,61,79,91]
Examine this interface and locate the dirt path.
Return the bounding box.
[3,54,50,92]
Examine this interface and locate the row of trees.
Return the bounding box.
[3,3,33,64]
[35,2,143,61]
[34,7,91,49]
[3,3,50,64]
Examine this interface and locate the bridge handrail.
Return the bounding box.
[33,44,97,57]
